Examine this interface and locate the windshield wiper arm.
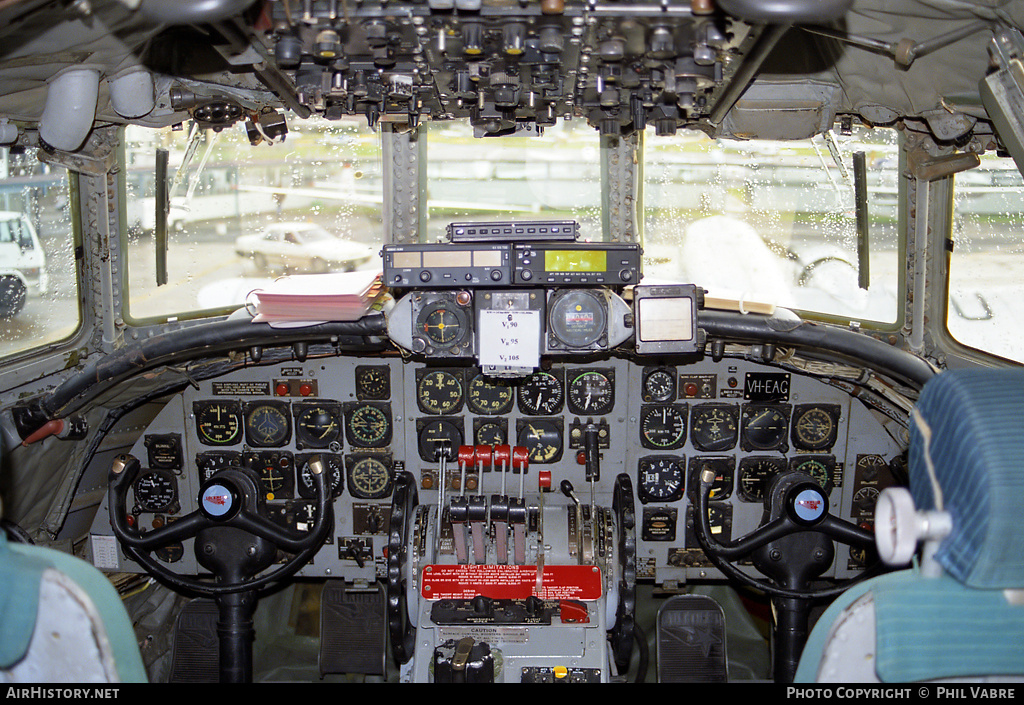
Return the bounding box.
[853,151,870,291]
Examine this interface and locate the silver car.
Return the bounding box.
[234,222,376,274]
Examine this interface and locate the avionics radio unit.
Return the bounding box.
[382,242,512,288]
[382,221,641,289]
[511,241,641,286]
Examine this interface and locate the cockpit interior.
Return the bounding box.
[1,0,1024,686]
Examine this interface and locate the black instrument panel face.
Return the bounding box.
[97,353,902,584]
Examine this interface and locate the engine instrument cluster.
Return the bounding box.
[91,348,902,583]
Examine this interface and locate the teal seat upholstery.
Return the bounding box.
[796,369,1024,683]
[0,532,148,682]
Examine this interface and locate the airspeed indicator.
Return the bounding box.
[640,405,687,450]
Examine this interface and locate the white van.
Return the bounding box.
[0,210,48,317]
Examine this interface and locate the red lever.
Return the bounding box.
[559,600,589,624]
[493,445,512,466]
[457,445,476,466]
[512,446,529,471]
[21,419,64,446]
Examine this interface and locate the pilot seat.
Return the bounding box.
[0,514,147,682]
[795,368,1024,682]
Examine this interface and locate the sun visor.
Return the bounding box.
[980,59,1024,176]
[717,80,841,140]
[980,29,1024,177]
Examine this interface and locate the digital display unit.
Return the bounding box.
[543,250,608,273]
[633,284,706,354]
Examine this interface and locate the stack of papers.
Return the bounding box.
[249,270,384,324]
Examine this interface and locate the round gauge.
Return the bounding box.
[297,454,344,498]
[417,418,463,462]
[134,470,178,513]
[295,403,342,449]
[517,419,563,463]
[155,543,184,564]
[738,457,786,502]
[195,401,242,446]
[741,405,789,451]
[640,405,687,449]
[355,365,391,400]
[849,543,875,568]
[638,457,685,503]
[475,420,506,446]
[567,369,615,416]
[466,373,515,415]
[347,456,393,499]
[791,456,834,492]
[196,451,242,483]
[248,453,294,499]
[417,302,469,347]
[517,370,563,415]
[688,456,734,501]
[691,404,739,452]
[642,368,676,403]
[548,290,607,349]
[346,403,392,448]
[244,402,291,447]
[853,485,880,513]
[417,369,464,415]
[793,406,838,450]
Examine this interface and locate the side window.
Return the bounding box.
[948,154,1024,362]
[0,148,78,359]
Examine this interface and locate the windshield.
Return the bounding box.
[121,117,901,328]
[425,120,602,241]
[643,126,900,324]
[124,117,383,321]
[294,227,333,242]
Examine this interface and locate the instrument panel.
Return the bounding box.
[90,349,904,586]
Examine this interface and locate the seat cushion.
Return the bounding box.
[0,534,147,682]
[910,369,1024,588]
[0,534,45,669]
[796,568,1024,682]
[873,570,1024,682]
